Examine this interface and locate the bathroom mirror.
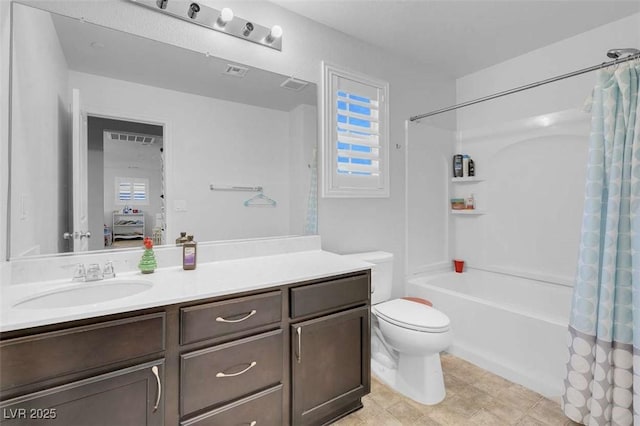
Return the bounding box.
[9,3,318,259]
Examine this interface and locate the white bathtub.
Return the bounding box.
[406,269,573,398]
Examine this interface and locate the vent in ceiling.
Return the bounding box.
[223,64,249,78]
[108,131,157,145]
[281,77,308,91]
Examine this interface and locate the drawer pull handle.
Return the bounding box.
[151,365,161,412]
[216,361,257,378]
[216,310,257,323]
[296,327,302,363]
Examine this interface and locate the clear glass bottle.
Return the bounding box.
[183,235,197,270]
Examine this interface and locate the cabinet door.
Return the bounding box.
[291,306,370,425]
[0,360,164,426]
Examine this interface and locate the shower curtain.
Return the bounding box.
[561,61,640,425]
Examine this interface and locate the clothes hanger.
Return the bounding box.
[244,191,277,207]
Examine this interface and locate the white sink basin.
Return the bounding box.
[13,279,153,309]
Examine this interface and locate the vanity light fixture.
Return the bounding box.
[216,8,234,28]
[129,0,283,51]
[265,25,283,44]
[242,22,254,37]
[187,3,200,19]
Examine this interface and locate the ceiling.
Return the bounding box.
[271,0,640,77]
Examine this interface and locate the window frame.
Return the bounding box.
[321,62,390,198]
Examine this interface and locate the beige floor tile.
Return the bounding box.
[515,415,548,426]
[483,398,526,425]
[496,383,543,412]
[369,380,404,409]
[427,405,476,426]
[332,414,365,426]
[469,409,511,426]
[334,354,566,426]
[440,394,482,418]
[414,415,444,425]
[527,398,571,425]
[472,371,514,395]
[386,400,424,423]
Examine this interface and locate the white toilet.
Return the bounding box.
[344,251,452,405]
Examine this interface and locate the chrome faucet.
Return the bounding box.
[72,261,115,282]
[85,264,103,281]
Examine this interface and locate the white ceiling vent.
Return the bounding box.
[280,77,308,91]
[108,131,157,145]
[223,64,249,78]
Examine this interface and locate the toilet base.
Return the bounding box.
[371,353,446,406]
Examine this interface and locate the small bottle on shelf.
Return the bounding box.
[465,193,475,210]
[462,155,470,177]
[468,158,475,177]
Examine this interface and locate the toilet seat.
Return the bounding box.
[373,298,450,333]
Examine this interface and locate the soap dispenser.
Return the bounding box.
[175,232,188,246]
[183,235,197,270]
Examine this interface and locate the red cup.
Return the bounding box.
[454,259,464,273]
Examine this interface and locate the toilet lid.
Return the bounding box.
[373,298,450,333]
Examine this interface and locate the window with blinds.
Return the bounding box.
[116,177,149,205]
[322,63,389,198]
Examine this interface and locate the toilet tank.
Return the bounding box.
[342,251,394,305]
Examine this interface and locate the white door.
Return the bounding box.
[71,88,89,252]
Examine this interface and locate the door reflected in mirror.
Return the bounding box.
[9,3,317,259]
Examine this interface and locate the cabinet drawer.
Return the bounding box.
[180,291,281,345]
[180,329,283,416]
[181,384,282,426]
[290,274,369,319]
[0,313,165,393]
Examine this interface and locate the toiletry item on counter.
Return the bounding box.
[465,194,475,209]
[183,235,197,270]
[175,231,188,246]
[454,259,465,273]
[462,155,470,177]
[468,158,475,177]
[139,237,157,274]
[450,198,466,210]
[453,155,463,177]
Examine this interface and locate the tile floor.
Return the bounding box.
[334,353,580,426]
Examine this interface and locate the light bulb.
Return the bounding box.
[216,8,234,26]
[265,25,283,43]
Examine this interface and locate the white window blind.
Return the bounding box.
[322,63,389,198]
[116,177,149,205]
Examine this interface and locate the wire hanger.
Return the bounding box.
[244,191,277,208]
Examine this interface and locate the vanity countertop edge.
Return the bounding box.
[0,250,373,333]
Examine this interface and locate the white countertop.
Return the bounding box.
[0,250,371,332]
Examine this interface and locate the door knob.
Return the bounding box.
[63,232,73,240]
[80,231,91,239]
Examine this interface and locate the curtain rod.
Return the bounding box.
[409,52,640,122]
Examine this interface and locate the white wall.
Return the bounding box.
[452,13,640,284]
[69,71,293,243]
[1,0,456,296]
[10,5,70,257]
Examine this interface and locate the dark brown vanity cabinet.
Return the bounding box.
[0,270,371,426]
[0,313,166,426]
[290,274,371,425]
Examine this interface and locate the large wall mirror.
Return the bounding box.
[9,3,318,259]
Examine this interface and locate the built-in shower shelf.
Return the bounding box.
[451,209,487,215]
[451,177,484,183]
